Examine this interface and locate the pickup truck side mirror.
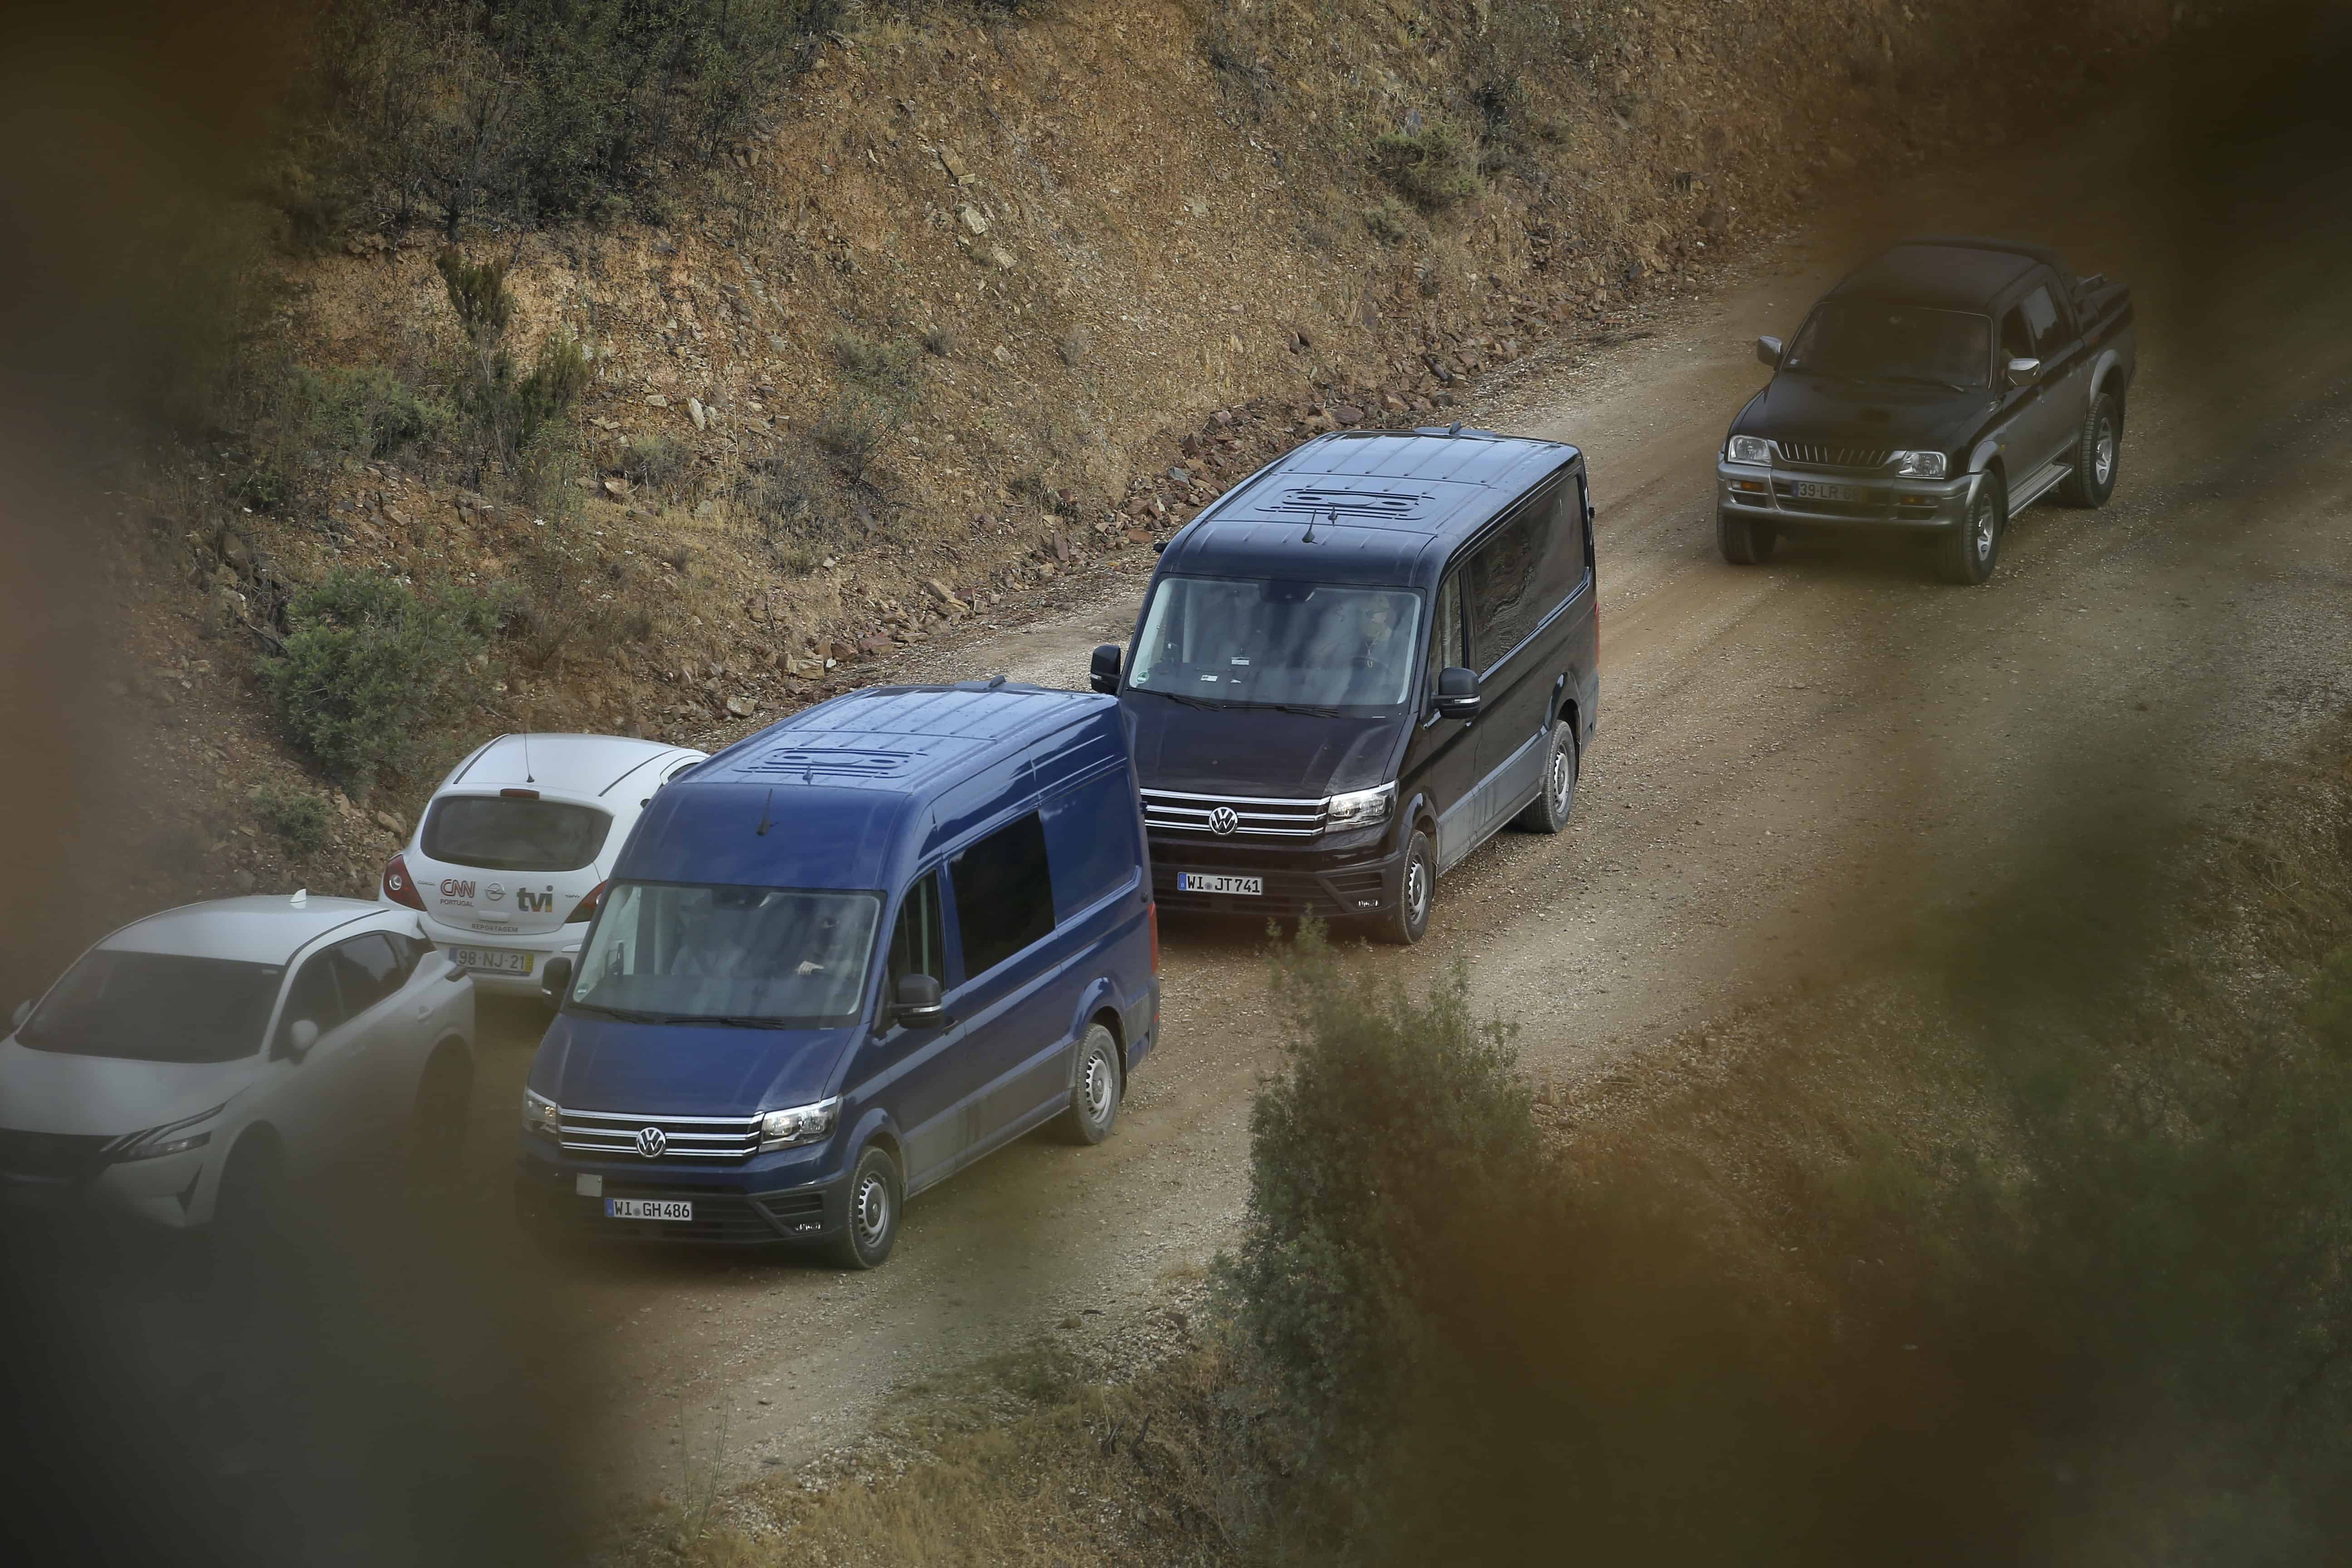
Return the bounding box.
[539,956,573,1001]
[1756,335,1784,369]
[285,1019,320,1059]
[2005,356,2043,387]
[1088,644,1123,696]
[1433,666,1481,720]
[891,973,947,1030]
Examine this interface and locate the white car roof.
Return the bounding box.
[99,895,387,964]
[440,734,705,800]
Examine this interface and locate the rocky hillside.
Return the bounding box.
[89,0,2189,945]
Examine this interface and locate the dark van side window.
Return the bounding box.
[1468,483,1586,666]
[887,870,946,993]
[952,813,1055,977]
[1041,772,1142,921]
[1425,572,1466,697]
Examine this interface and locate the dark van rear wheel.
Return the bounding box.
[1512,720,1578,834]
[1377,829,1436,946]
[1054,1024,1123,1145]
[827,1143,902,1270]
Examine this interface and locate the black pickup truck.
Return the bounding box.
[1715,236,2135,584]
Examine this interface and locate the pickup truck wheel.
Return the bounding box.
[1938,477,2006,585]
[1052,1024,1123,1145]
[1717,507,1777,565]
[1376,829,1436,945]
[2058,393,2121,508]
[827,1143,902,1270]
[1512,720,1578,834]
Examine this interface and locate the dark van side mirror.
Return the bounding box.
[1089,644,1123,695]
[1756,335,1784,369]
[1434,666,1481,720]
[892,973,947,1029]
[539,955,573,1002]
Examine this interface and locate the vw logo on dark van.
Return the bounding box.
[1209,806,1240,836]
[635,1126,667,1159]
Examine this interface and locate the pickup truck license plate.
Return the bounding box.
[1179,872,1263,896]
[1792,480,1863,502]
[450,946,533,975]
[607,1198,692,1222]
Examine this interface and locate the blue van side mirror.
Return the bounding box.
[1434,666,1481,720]
[540,955,573,1001]
[1089,644,1123,695]
[892,973,948,1029]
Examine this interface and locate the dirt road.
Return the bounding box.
[469,41,2352,1501]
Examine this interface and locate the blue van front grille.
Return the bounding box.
[558,1107,761,1161]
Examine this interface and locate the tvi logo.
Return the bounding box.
[517,887,558,913]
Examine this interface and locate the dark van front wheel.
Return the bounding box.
[1377,829,1436,946]
[827,1144,902,1270]
[1054,1024,1122,1145]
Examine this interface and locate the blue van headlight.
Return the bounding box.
[759,1098,840,1151]
[1324,783,1395,831]
[523,1089,561,1140]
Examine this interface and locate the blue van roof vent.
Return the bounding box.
[745,747,914,779]
[1267,486,1430,521]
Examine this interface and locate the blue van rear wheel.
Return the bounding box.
[826,1144,902,1269]
[1053,1024,1123,1145]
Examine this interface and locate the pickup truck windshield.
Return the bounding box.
[1784,301,1991,390]
[567,883,882,1026]
[1128,576,1422,710]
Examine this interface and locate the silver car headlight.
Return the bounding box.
[110,1103,227,1163]
[1725,434,1772,466]
[759,1098,839,1151]
[1324,783,1396,832]
[1892,450,1949,479]
[523,1088,561,1140]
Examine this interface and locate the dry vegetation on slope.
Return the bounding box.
[68,0,2185,964]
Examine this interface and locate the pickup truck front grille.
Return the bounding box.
[1774,443,1892,472]
[558,1107,761,1161]
[1141,788,1327,838]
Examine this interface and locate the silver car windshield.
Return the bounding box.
[1127,577,1422,710]
[19,951,283,1063]
[567,882,882,1027]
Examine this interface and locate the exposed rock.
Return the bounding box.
[373,810,404,834]
[985,246,1016,270]
[725,695,754,718]
[937,146,974,185]
[688,397,708,430]
[231,869,256,894]
[1332,402,1365,425]
[956,204,989,235]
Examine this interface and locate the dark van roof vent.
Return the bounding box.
[746,748,911,778]
[1266,487,1430,520]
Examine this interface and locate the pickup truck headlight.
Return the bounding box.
[523,1088,561,1140]
[1892,450,1949,479]
[1725,435,1772,466]
[1324,783,1396,831]
[759,1098,839,1151]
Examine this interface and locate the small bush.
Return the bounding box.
[438,250,592,456]
[829,330,926,412]
[814,394,888,482]
[620,432,687,494]
[1361,199,1411,246]
[299,363,451,459]
[1371,121,1484,213]
[255,783,334,854]
[921,323,957,358]
[263,569,506,791]
[1054,323,1093,367]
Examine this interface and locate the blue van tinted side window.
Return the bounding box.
[1041,770,1141,921]
[952,813,1056,978]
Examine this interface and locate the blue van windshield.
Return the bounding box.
[1128,577,1421,710]
[567,883,882,1026]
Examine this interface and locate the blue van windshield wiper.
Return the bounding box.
[1130,685,1223,710]
[1246,701,1347,718]
[567,1001,667,1023]
[662,1013,794,1029]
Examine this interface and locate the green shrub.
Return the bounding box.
[829,330,926,412]
[814,394,889,482]
[255,783,334,854]
[1361,198,1411,246]
[1371,121,1484,213]
[263,569,506,791]
[437,250,590,456]
[620,432,687,494]
[299,363,451,459]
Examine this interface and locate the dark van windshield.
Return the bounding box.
[1127,577,1421,710]
[567,883,881,1026]
[1784,301,1991,390]
[423,796,610,872]
[20,951,284,1063]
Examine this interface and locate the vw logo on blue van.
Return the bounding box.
[1209,807,1240,835]
[636,1126,667,1158]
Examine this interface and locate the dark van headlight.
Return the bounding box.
[759,1098,840,1151]
[1325,783,1396,831]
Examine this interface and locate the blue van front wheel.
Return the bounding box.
[826,1144,902,1269]
[1053,1024,1123,1145]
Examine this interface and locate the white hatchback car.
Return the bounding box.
[381,734,706,995]
[0,893,475,1232]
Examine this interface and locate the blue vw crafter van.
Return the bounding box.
[1091,428,1598,945]
[513,682,1160,1268]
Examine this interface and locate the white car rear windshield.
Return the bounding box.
[423,796,611,872]
[20,951,283,1063]
[566,883,882,1027]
